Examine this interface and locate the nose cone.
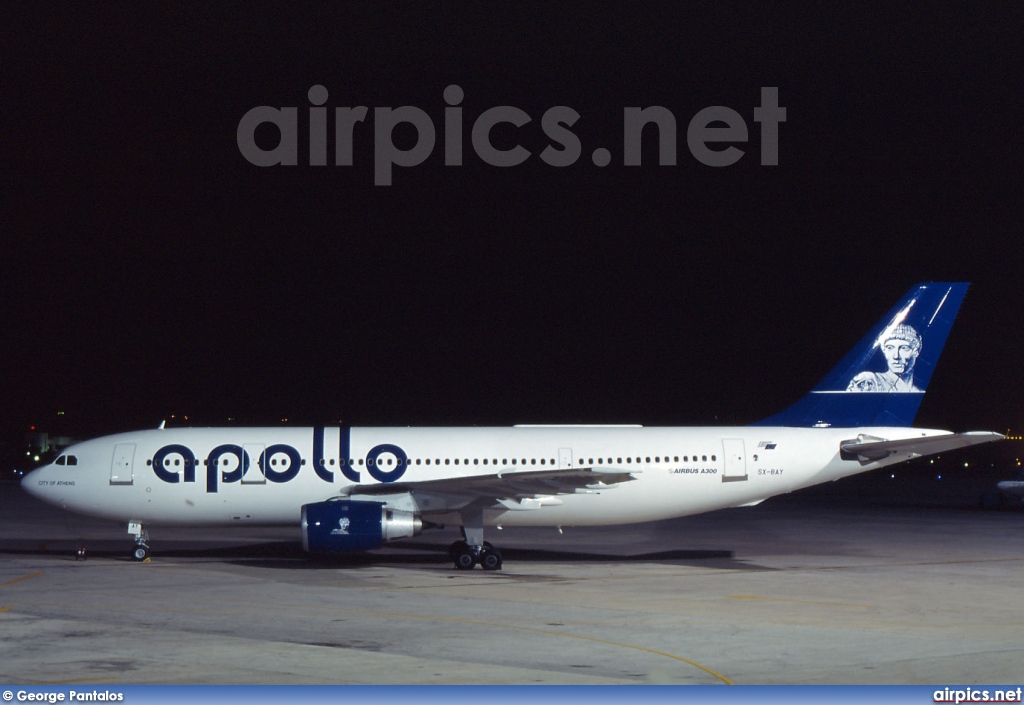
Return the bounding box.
[21,465,48,499]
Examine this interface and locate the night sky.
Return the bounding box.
[4,4,1022,443]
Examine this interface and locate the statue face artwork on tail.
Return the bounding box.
[847,323,923,393]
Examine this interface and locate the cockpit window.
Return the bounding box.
[67,455,78,465]
[56,456,66,465]
[55,455,77,466]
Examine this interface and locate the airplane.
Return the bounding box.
[977,468,1024,509]
[991,471,1024,506]
[22,283,1003,570]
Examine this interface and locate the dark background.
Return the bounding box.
[3,4,1022,455]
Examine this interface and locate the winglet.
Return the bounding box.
[754,283,969,428]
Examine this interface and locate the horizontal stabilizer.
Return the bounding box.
[840,431,1003,464]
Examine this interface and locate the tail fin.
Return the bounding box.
[754,282,969,428]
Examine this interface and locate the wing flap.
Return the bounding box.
[342,466,638,511]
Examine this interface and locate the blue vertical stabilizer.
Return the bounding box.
[754,283,969,428]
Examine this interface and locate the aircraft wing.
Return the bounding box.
[840,431,1004,464]
[341,466,638,512]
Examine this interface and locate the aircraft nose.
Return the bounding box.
[21,466,47,499]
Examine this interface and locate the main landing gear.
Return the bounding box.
[128,522,150,561]
[450,507,502,571]
[449,540,503,571]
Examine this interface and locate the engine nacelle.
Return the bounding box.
[301,499,422,554]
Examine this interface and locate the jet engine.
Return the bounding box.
[301,499,422,554]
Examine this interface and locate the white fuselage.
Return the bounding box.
[23,425,947,529]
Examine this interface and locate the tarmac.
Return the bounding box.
[2,467,1023,685]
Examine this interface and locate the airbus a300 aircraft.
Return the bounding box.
[23,283,1002,570]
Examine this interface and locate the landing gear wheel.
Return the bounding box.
[479,548,503,571]
[454,549,477,571]
[132,544,150,561]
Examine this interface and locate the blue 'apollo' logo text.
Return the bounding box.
[150,429,407,492]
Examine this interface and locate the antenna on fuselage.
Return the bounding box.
[157,420,166,430]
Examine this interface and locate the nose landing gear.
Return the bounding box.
[128,522,150,561]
